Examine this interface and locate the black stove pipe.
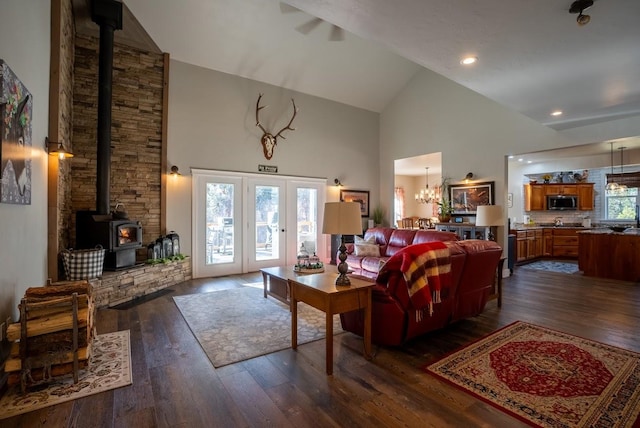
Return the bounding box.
[91,0,122,215]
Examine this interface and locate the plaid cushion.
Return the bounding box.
[61,247,106,280]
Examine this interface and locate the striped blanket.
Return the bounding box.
[380,242,451,319]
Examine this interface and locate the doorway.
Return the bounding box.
[192,169,325,278]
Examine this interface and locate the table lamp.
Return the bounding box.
[322,202,363,285]
[476,205,503,241]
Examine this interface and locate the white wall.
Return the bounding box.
[166,60,380,256]
[0,1,50,321]
[379,67,624,250]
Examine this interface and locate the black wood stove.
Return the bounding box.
[76,211,142,270]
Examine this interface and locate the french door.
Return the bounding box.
[192,169,325,278]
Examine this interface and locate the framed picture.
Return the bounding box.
[340,189,370,217]
[449,181,494,215]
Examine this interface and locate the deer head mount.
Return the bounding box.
[255,94,297,160]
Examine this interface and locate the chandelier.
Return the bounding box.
[415,167,437,204]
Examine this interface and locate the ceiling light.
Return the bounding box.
[508,155,514,159]
[518,158,524,162]
[460,56,477,65]
[551,110,563,116]
[569,0,594,26]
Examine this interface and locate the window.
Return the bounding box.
[394,187,405,223]
[605,187,638,220]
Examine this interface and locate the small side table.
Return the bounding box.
[488,257,506,308]
[289,273,374,375]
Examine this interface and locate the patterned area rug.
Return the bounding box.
[521,260,580,274]
[174,286,343,368]
[0,330,132,420]
[425,322,640,427]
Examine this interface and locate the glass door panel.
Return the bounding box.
[296,187,318,257]
[193,173,242,278]
[247,178,286,271]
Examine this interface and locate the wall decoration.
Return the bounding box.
[255,93,297,160]
[340,189,370,217]
[1,59,32,205]
[449,181,494,215]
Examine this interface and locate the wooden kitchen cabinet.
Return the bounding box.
[524,183,594,211]
[552,228,580,257]
[516,229,543,262]
[577,184,594,210]
[545,184,577,195]
[543,229,553,256]
[524,185,546,211]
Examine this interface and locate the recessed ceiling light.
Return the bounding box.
[508,155,514,159]
[551,110,563,116]
[518,158,524,162]
[527,160,532,164]
[461,56,477,65]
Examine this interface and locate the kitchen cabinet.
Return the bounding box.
[516,229,543,262]
[524,185,546,211]
[577,184,594,210]
[543,229,553,256]
[545,184,577,195]
[524,183,594,211]
[552,228,580,257]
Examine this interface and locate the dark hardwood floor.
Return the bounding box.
[4,266,639,427]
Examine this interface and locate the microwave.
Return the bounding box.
[547,195,578,210]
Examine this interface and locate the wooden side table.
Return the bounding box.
[488,257,506,308]
[288,273,374,375]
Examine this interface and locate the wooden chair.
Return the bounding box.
[400,218,414,229]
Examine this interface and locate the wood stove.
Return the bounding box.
[76,211,142,270]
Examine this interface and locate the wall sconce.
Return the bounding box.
[464,172,473,183]
[334,178,343,187]
[170,165,181,176]
[46,137,74,159]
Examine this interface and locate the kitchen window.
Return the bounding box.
[605,187,638,220]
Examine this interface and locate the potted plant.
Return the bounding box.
[437,199,454,223]
[372,206,385,227]
[437,176,453,222]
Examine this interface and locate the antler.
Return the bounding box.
[273,99,297,140]
[255,93,268,134]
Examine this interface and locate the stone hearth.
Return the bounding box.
[90,258,191,308]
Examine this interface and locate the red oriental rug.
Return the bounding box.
[425,321,640,427]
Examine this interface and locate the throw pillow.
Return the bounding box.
[354,236,380,257]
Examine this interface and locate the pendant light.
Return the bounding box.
[617,146,628,193]
[605,142,620,193]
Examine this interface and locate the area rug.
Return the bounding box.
[425,321,640,427]
[173,286,343,368]
[521,260,580,274]
[0,330,132,420]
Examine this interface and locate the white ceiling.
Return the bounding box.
[119,0,640,171]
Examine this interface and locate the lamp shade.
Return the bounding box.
[322,202,363,235]
[475,205,503,227]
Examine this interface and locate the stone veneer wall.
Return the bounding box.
[58,0,75,252]
[91,258,191,308]
[71,34,164,257]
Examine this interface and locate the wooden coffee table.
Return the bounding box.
[288,273,374,375]
[260,265,326,306]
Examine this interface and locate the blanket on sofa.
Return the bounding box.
[379,242,451,318]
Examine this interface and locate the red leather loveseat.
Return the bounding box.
[341,227,503,346]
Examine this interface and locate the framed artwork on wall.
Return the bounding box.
[1,59,33,205]
[340,189,370,217]
[450,181,494,215]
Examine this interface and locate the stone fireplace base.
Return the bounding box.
[90,258,191,308]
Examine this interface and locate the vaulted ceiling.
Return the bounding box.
[74,0,640,171]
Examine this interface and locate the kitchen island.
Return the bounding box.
[578,229,640,282]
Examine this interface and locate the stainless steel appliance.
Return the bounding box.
[547,195,578,210]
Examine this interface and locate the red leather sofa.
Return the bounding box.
[341,227,503,346]
[345,227,459,278]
